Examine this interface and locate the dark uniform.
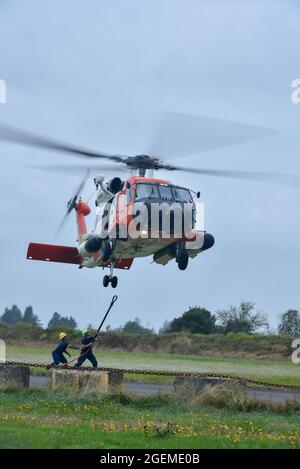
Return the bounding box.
[51,339,69,365]
[74,335,98,368]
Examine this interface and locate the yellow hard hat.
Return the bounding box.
[58,332,67,340]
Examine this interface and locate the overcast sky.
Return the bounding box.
[0,0,300,330]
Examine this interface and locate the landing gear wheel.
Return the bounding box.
[101,242,112,262]
[177,249,189,271]
[103,275,110,287]
[111,276,118,288]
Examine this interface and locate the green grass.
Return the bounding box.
[7,345,300,386]
[0,388,299,449]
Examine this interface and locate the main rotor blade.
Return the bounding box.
[146,112,278,161]
[29,163,128,176]
[55,172,89,238]
[170,165,300,187]
[0,124,126,162]
[68,176,88,212]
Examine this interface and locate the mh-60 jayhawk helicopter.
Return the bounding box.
[27,169,214,289]
[0,112,296,288]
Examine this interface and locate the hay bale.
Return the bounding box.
[0,365,30,390]
[52,369,108,393]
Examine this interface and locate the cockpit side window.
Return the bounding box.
[172,187,192,203]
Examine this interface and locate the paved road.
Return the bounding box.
[30,376,300,403]
[247,388,300,403]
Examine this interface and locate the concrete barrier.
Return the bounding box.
[0,365,30,390]
[52,369,108,393]
[108,370,123,392]
[52,369,124,393]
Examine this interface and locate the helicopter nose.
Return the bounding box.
[202,233,215,251]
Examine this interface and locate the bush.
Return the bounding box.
[0,321,8,339]
[167,307,216,334]
[2,324,292,358]
[46,328,81,342]
[194,383,250,411]
[165,334,194,355]
[6,323,44,341]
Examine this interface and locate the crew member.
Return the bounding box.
[74,328,98,369]
[51,332,72,366]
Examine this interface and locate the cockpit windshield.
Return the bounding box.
[135,183,159,201]
[158,185,173,201]
[135,183,192,203]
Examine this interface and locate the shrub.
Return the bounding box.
[0,321,8,339]
[167,307,216,334]
[7,323,44,341]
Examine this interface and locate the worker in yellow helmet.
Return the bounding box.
[50,332,78,367]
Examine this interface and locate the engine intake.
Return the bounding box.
[95,176,124,206]
[108,177,124,194]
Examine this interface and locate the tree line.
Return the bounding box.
[0,305,77,330]
[161,303,300,337]
[1,302,300,337]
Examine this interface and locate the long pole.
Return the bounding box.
[58,295,118,367]
[96,295,118,334]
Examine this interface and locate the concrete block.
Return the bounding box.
[108,370,124,392]
[0,365,30,390]
[52,369,109,393]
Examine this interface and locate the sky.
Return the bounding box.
[0,0,300,330]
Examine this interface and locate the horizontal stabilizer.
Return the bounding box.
[27,243,81,265]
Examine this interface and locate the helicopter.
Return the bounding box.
[0,112,298,288]
[26,162,215,289]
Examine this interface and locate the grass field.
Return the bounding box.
[0,388,300,449]
[2,346,300,449]
[7,345,300,386]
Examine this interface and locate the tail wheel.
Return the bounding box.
[101,241,112,262]
[111,276,118,288]
[103,275,110,287]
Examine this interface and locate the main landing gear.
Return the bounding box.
[103,262,118,288]
[176,243,189,271]
[101,240,112,262]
